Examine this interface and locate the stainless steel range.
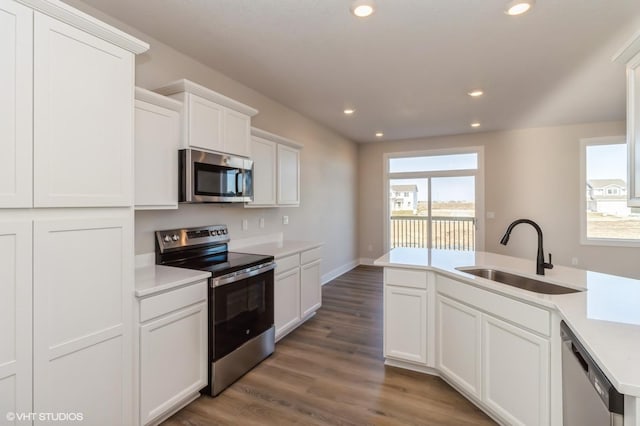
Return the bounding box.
[155,225,275,396]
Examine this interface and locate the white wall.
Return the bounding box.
[358,121,640,279]
[65,1,359,279]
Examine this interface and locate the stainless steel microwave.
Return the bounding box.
[179,149,253,203]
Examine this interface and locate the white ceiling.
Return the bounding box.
[73,0,640,143]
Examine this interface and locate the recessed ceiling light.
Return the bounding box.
[471,122,481,128]
[375,132,384,137]
[350,0,376,18]
[467,90,484,97]
[505,0,535,16]
[343,109,355,115]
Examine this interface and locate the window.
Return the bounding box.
[580,136,640,246]
[385,148,484,251]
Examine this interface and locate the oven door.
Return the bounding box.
[180,149,253,203]
[212,267,274,361]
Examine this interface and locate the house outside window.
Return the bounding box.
[581,136,640,246]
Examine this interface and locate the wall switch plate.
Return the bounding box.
[571,257,579,266]
[282,215,289,225]
[242,219,248,231]
[259,218,265,229]
[486,211,495,219]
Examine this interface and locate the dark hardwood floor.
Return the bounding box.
[163,265,495,425]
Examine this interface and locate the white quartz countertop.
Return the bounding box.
[235,240,323,258]
[135,264,211,298]
[374,248,640,397]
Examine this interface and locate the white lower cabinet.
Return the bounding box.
[273,247,322,341]
[384,286,427,364]
[435,275,551,425]
[300,259,321,318]
[437,295,482,398]
[274,267,301,339]
[483,315,549,426]
[33,214,133,426]
[137,280,207,426]
[0,221,32,420]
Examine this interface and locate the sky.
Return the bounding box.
[586,143,626,181]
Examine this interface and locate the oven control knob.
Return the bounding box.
[163,235,171,243]
[171,234,179,241]
[222,229,228,235]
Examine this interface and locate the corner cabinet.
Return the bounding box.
[246,128,302,208]
[134,88,182,210]
[436,275,551,426]
[153,79,258,158]
[614,31,640,206]
[383,268,435,368]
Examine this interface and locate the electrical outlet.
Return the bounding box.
[282,215,289,225]
[571,257,578,266]
[486,211,495,219]
[241,219,248,231]
[259,218,265,229]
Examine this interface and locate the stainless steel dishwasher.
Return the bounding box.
[561,321,624,425]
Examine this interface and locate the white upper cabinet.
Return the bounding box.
[247,128,302,208]
[0,0,32,208]
[277,144,301,206]
[154,79,258,158]
[614,31,640,206]
[134,88,182,210]
[33,13,135,207]
[250,136,277,205]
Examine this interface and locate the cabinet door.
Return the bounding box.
[277,145,300,206]
[0,221,32,420]
[248,136,277,206]
[224,109,251,157]
[33,13,134,207]
[627,52,640,206]
[437,295,482,398]
[384,286,427,364]
[140,302,207,425]
[33,215,133,426]
[300,260,321,318]
[0,0,32,208]
[187,93,223,153]
[135,99,180,209]
[274,268,300,340]
[483,315,550,426]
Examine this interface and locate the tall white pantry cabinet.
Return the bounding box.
[0,0,148,425]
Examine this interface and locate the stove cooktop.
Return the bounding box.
[163,251,274,278]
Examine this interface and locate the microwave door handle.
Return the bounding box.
[236,172,243,195]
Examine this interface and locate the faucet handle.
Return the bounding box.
[545,253,554,270]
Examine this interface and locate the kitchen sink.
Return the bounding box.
[456,268,581,295]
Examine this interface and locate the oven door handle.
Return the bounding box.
[212,261,276,287]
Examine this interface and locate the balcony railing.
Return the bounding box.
[390,216,476,250]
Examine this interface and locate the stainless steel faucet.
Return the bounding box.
[500,219,553,275]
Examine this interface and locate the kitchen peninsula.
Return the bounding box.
[375,248,640,426]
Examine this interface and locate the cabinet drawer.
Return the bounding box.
[300,247,322,264]
[385,268,428,289]
[276,253,299,274]
[437,275,550,336]
[140,280,208,323]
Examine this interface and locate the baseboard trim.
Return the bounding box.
[321,259,359,285]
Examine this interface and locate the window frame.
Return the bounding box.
[579,136,640,247]
[382,147,485,252]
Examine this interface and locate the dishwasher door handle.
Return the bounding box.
[568,340,589,373]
